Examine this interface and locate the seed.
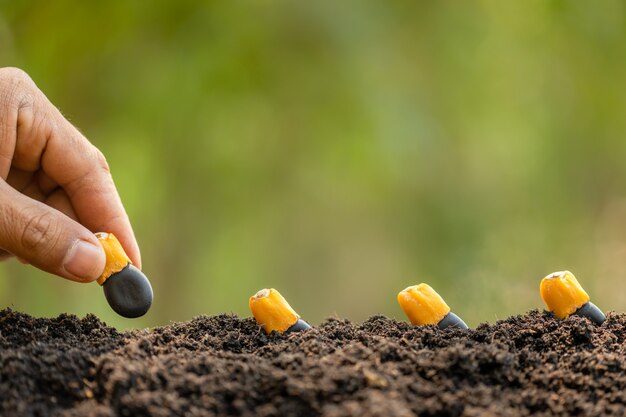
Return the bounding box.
[249,288,311,334]
[102,264,153,318]
[540,271,605,325]
[397,283,469,330]
[95,233,153,318]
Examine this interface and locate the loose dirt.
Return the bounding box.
[1,308,624,416]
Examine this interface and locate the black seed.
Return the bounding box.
[284,319,311,334]
[574,302,606,325]
[102,264,153,318]
[437,312,469,330]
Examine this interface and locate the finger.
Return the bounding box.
[42,127,142,268]
[0,180,105,282]
[8,70,141,268]
[0,68,21,179]
[45,188,79,221]
[43,145,142,268]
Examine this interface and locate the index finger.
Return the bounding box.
[24,92,142,268]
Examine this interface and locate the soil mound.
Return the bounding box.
[1,308,624,416]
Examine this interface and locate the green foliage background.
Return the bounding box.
[1,1,625,329]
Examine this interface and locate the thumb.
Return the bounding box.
[0,181,106,282]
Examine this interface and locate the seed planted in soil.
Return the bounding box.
[540,271,606,325]
[249,288,311,334]
[398,283,469,330]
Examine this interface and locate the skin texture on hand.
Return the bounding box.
[0,67,140,282]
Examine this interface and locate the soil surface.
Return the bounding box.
[0,308,624,417]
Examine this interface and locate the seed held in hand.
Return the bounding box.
[249,288,311,334]
[398,283,469,330]
[96,232,153,318]
[540,271,605,325]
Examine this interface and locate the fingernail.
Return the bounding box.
[64,240,106,282]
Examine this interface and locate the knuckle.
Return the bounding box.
[20,211,61,255]
[0,67,35,108]
[93,148,111,174]
[0,67,34,91]
[0,67,32,84]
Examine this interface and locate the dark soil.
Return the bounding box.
[0,308,624,417]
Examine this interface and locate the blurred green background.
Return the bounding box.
[0,1,625,329]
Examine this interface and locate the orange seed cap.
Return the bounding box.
[95,232,131,285]
[249,288,300,334]
[540,271,590,319]
[397,283,451,326]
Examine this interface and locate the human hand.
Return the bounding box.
[0,67,140,282]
